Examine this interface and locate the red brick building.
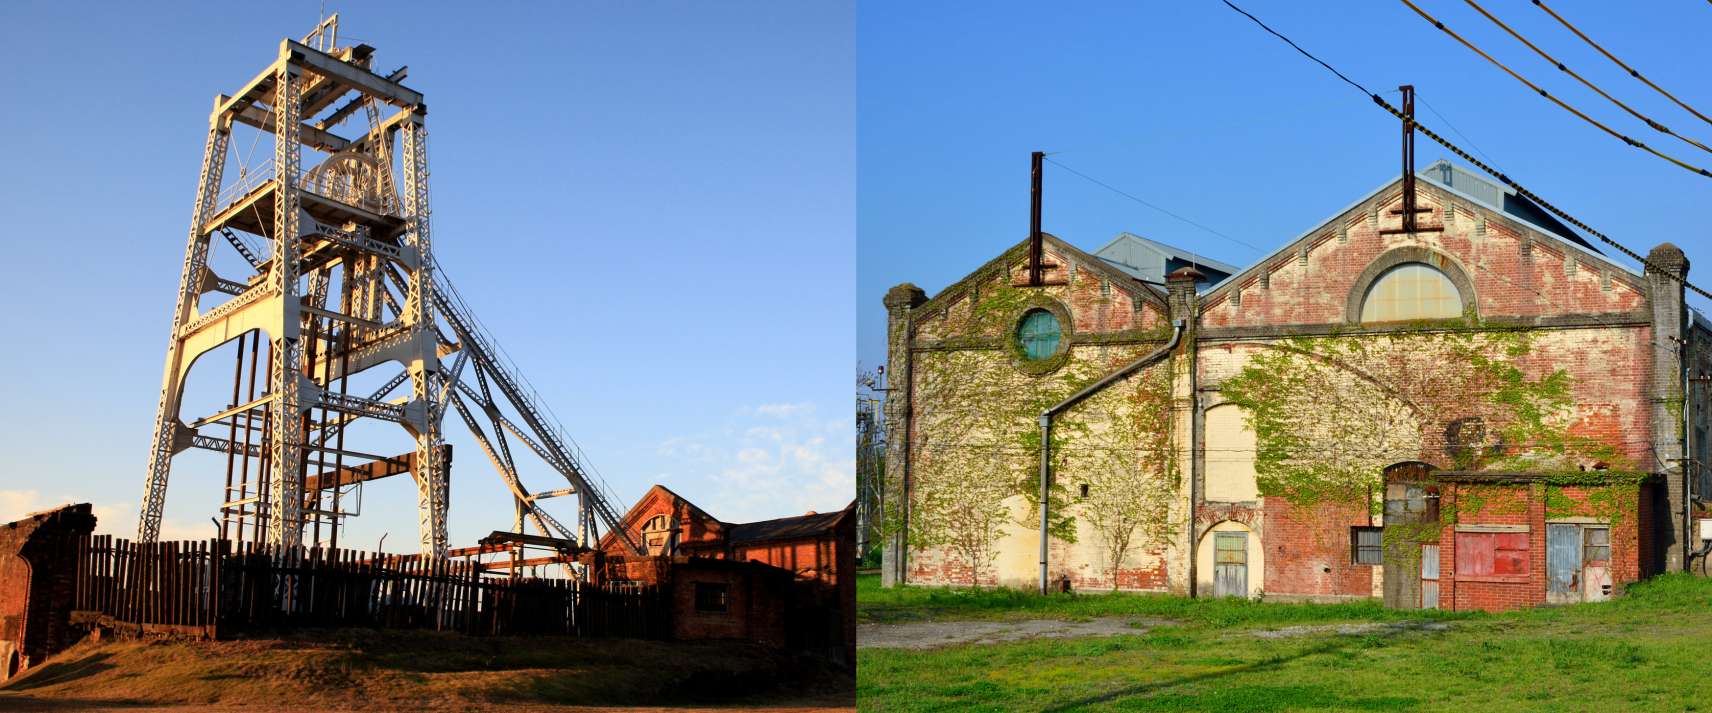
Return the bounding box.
[580,555,790,643]
[1,504,97,680]
[596,486,855,664]
[883,159,1705,612]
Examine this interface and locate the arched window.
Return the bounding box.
[1017,310,1061,360]
[1360,263,1462,322]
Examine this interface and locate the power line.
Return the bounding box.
[1532,0,1712,133]
[1414,90,1506,177]
[1219,0,1712,302]
[1370,93,1712,303]
[1047,93,1387,156]
[1460,0,1712,157]
[1042,157,1266,253]
[1395,0,1712,178]
[1220,0,1373,96]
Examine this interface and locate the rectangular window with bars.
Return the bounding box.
[694,582,730,613]
[1351,526,1383,565]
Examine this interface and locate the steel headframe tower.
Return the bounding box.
[138,19,646,561]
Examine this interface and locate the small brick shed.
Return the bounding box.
[596,486,855,665]
[579,554,813,648]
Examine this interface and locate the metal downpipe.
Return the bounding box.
[1037,320,1185,595]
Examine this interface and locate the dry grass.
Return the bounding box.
[0,629,852,711]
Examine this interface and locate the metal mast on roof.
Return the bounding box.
[1400,85,1419,234]
[137,20,645,562]
[1029,151,1045,285]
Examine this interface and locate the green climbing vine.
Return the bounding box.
[1063,351,1182,590]
[905,267,1178,587]
[902,271,1650,587]
[1219,310,1636,567]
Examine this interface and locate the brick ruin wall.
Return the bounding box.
[1,503,96,680]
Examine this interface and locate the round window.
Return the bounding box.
[1017,310,1061,360]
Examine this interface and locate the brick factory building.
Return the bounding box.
[880,158,1711,612]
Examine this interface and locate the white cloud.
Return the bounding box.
[1,490,207,541]
[0,490,52,522]
[654,401,854,523]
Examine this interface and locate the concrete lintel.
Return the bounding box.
[1454,524,1529,533]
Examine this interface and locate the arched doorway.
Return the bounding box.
[1196,521,1264,599]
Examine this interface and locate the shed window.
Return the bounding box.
[694,582,730,613]
[1351,526,1383,565]
[1360,263,1462,322]
[1584,527,1610,563]
[1455,532,1530,580]
[1017,310,1061,360]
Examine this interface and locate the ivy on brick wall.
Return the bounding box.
[904,263,1179,587]
[1063,354,1181,590]
[1224,313,1628,501]
[1220,312,1634,563]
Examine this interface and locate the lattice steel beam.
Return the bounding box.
[141,27,621,570]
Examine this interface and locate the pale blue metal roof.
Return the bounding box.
[1091,232,1239,290]
[1414,159,1598,254]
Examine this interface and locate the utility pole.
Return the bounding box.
[1400,85,1418,234]
[1029,151,1044,286]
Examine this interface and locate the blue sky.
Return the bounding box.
[0,1,854,548]
[859,0,1712,371]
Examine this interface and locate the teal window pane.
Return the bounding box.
[1018,310,1060,360]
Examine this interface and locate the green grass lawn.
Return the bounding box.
[858,573,1712,712]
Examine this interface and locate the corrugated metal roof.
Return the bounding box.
[726,510,847,545]
[1092,232,1239,290]
[1416,160,1506,210]
[1415,159,1597,254]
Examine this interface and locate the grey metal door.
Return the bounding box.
[1420,544,1440,610]
[1214,533,1247,598]
[1547,523,1581,604]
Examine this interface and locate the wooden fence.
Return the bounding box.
[73,535,666,639]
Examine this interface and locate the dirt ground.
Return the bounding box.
[0,692,856,709]
[0,630,852,712]
[1241,620,1451,639]
[856,617,1176,649]
[0,695,854,712]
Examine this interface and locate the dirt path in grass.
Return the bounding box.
[856,617,1177,649]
